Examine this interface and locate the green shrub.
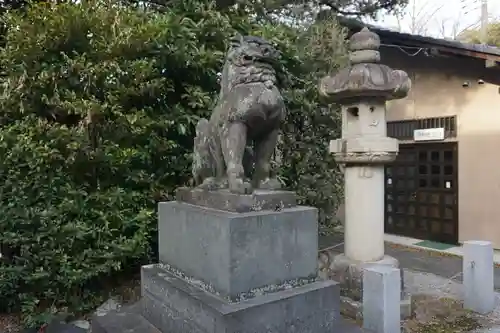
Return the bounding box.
[256,19,348,228]
[0,0,237,325]
[0,0,346,326]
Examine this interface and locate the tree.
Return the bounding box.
[433,6,491,40]
[393,0,445,35]
[458,21,500,46]
[0,0,408,17]
[0,0,347,327]
[124,0,408,18]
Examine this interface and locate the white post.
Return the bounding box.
[363,265,401,333]
[463,240,495,314]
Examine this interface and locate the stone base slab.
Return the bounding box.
[91,302,160,333]
[91,301,368,333]
[176,187,297,213]
[91,264,369,333]
[139,264,351,333]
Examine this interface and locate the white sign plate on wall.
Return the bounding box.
[413,128,445,142]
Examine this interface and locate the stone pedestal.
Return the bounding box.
[157,201,319,299]
[92,189,365,333]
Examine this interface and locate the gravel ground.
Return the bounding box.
[320,233,500,331]
[403,268,500,332]
[0,313,21,333]
[403,268,464,298]
[320,233,500,290]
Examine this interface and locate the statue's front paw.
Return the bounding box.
[258,178,282,190]
[229,177,253,194]
[197,177,218,191]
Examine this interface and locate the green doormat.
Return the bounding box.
[414,240,455,250]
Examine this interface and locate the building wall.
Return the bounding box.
[382,47,500,248]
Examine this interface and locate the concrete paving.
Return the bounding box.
[319,233,500,290]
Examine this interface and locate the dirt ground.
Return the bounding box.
[0,313,21,333]
[402,294,482,333]
[0,276,141,333]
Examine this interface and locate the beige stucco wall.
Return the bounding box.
[385,56,500,248]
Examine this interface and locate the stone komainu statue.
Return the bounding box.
[192,35,286,194]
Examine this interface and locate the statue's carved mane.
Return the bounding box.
[220,35,281,93]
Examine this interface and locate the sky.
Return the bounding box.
[367,0,500,38]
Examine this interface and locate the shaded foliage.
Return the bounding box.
[458,21,500,47]
[124,0,408,18]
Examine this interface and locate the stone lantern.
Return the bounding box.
[319,28,411,290]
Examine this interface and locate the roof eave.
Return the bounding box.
[338,16,500,61]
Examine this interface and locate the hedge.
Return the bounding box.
[0,0,345,326]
